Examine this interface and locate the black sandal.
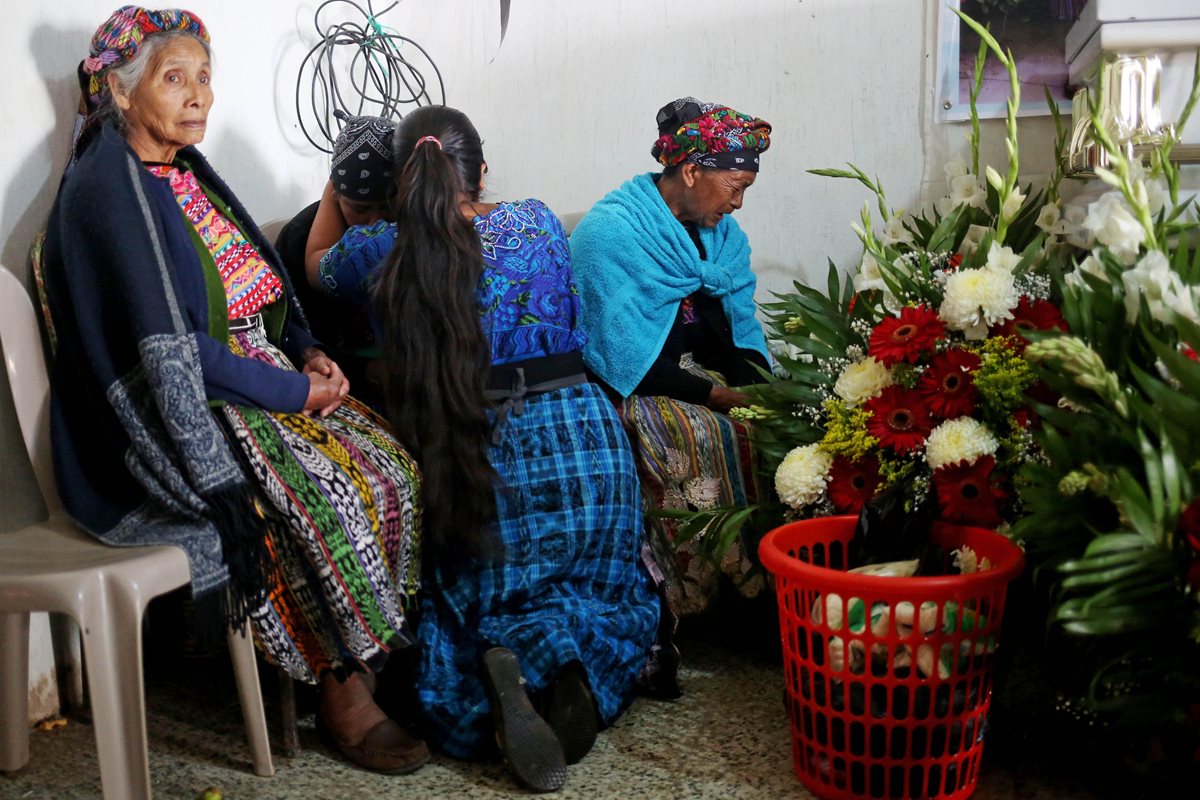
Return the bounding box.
[540,662,598,765]
[481,647,566,793]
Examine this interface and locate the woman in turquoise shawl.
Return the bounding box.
[571,97,773,615]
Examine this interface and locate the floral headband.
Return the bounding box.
[651,98,772,172]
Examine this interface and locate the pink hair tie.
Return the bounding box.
[415,135,443,149]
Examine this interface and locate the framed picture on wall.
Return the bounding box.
[935,0,1086,121]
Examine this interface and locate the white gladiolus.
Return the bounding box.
[985,165,1004,191]
[881,214,915,247]
[775,444,833,511]
[958,224,991,259]
[1035,202,1062,233]
[1064,253,1110,290]
[1084,192,1146,264]
[833,356,893,407]
[926,417,999,470]
[944,156,969,186]
[939,267,1019,337]
[854,251,887,293]
[1122,250,1200,325]
[1053,204,1092,249]
[1000,185,1026,221]
[948,174,987,211]
[985,242,1021,274]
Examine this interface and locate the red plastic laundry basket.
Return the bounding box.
[759,516,1024,800]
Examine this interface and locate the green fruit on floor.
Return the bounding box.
[201,789,222,800]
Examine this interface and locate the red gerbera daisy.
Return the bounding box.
[868,305,945,366]
[1180,500,1200,554]
[864,386,932,454]
[917,347,981,420]
[947,253,963,270]
[827,455,882,514]
[990,296,1067,350]
[933,455,1006,528]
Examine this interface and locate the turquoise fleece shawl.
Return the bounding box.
[570,172,768,398]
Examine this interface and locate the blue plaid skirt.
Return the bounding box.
[416,382,661,757]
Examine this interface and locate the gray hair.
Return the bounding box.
[98,30,213,130]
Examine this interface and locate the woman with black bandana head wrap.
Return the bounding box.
[273,113,398,408]
[571,97,774,616]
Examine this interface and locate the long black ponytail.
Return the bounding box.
[372,105,499,565]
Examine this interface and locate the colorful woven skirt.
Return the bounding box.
[222,326,421,683]
[620,376,765,616]
[416,382,660,758]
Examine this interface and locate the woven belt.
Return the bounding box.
[228,313,264,333]
[483,351,588,445]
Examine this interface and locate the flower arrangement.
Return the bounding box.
[693,14,1069,562]
[1010,49,1200,741]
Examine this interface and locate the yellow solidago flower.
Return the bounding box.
[820,398,879,461]
[972,336,1036,419]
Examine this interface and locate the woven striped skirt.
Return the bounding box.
[621,369,766,616]
[222,325,421,683]
[416,382,660,757]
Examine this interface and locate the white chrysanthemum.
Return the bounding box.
[775,444,833,511]
[925,417,998,470]
[1084,192,1145,263]
[985,242,1021,274]
[833,356,893,407]
[938,267,1018,338]
[683,477,721,511]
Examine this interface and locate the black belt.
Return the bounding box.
[484,351,588,445]
[228,312,264,332]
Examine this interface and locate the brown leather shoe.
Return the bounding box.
[317,717,431,774]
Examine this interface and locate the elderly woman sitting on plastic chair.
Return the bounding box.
[41,6,427,775]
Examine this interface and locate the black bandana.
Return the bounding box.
[330,115,396,202]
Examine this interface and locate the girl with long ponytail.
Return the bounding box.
[371,106,668,792]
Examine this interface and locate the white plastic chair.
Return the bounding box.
[0,266,274,799]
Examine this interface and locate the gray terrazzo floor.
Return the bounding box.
[0,613,1125,800]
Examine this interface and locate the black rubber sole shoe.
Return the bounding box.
[542,664,598,765]
[481,647,567,793]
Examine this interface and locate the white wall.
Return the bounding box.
[1,0,1061,719]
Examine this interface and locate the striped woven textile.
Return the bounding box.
[416,382,660,758]
[621,369,765,616]
[223,325,421,683]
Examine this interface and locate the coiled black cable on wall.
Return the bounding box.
[295,0,446,153]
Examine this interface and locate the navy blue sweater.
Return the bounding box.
[43,122,317,541]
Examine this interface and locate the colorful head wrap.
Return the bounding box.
[651,97,772,172]
[81,6,209,109]
[330,113,396,202]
